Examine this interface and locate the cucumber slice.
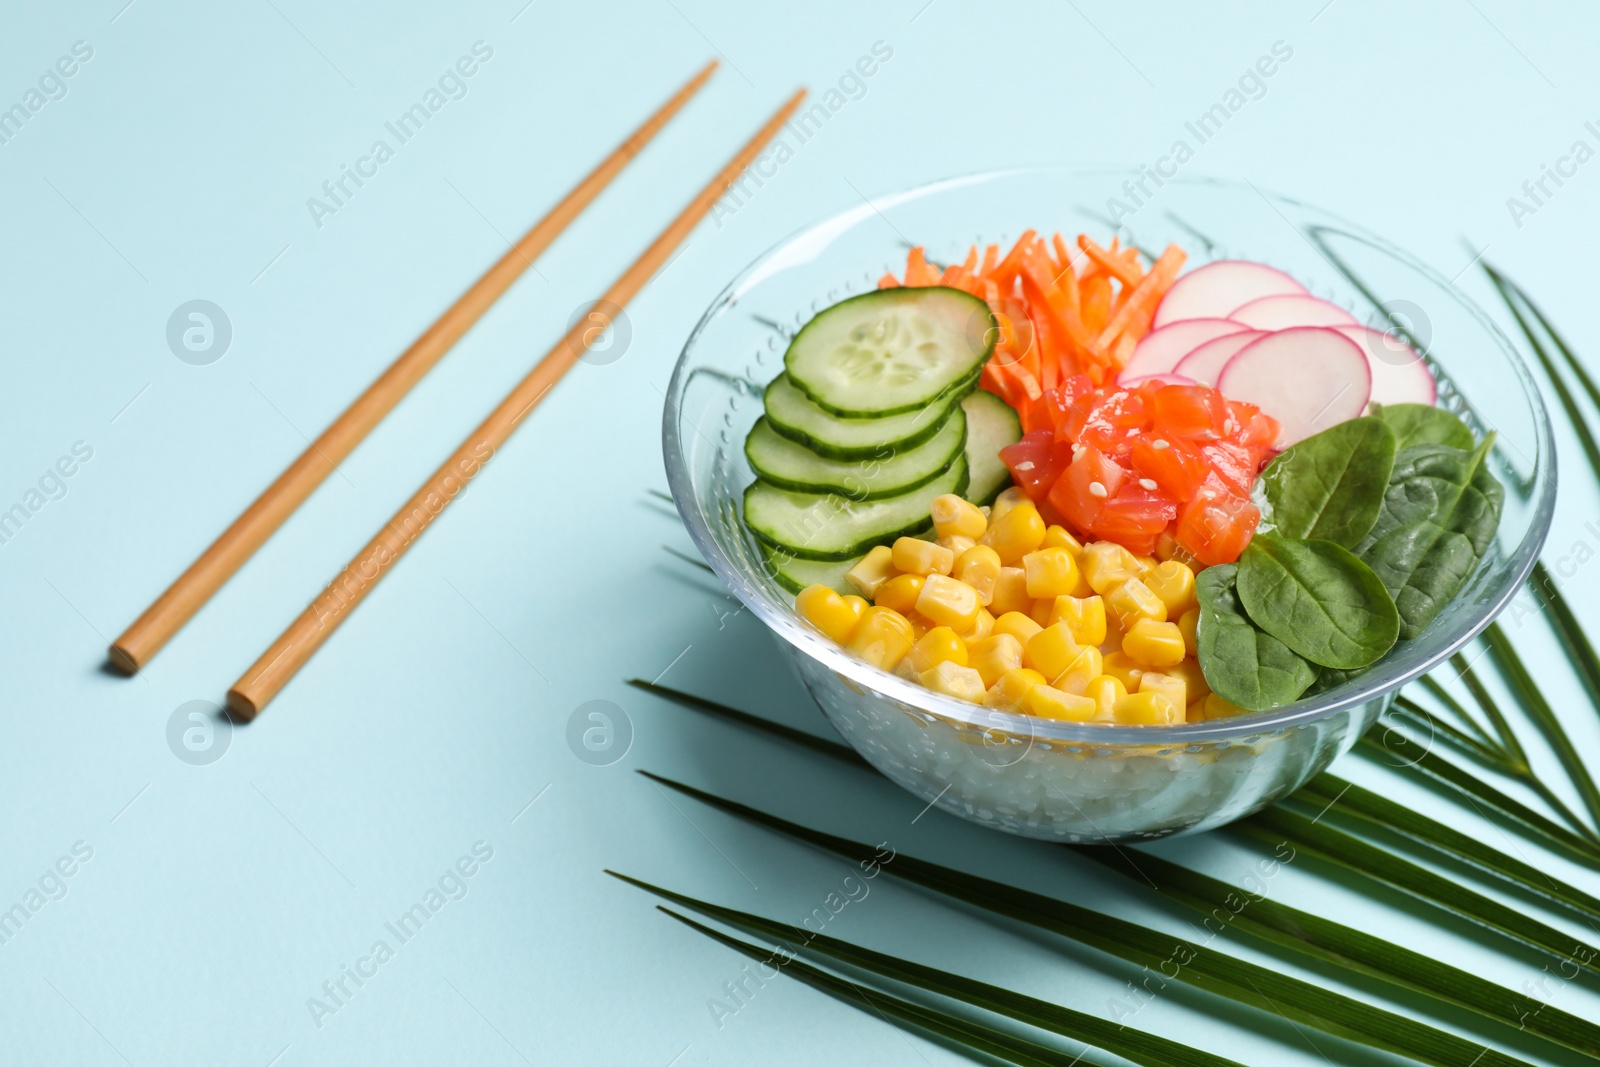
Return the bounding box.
[785,287,994,417]
[763,373,967,461]
[744,459,969,561]
[960,390,1022,506]
[760,545,861,595]
[744,408,966,500]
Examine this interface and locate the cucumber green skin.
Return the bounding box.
[784,286,996,418]
[744,411,967,501]
[960,390,1022,506]
[761,547,860,596]
[763,370,977,461]
[744,459,970,562]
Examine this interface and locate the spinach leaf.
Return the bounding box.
[1236,533,1400,669]
[1372,402,1474,450]
[1195,564,1317,711]
[1258,416,1395,546]
[1354,436,1505,639]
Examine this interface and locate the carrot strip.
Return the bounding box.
[991,230,1038,287]
[1081,274,1113,335]
[1094,243,1187,350]
[877,272,900,289]
[1077,235,1143,289]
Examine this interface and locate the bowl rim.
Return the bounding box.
[662,165,1558,746]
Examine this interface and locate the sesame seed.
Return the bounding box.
[1088,481,1107,498]
[1152,439,1170,450]
[1139,478,1158,491]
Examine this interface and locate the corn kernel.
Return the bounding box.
[1167,658,1210,702]
[874,573,925,615]
[1145,560,1198,616]
[1025,683,1100,721]
[1203,693,1245,720]
[1052,645,1103,695]
[1114,691,1183,725]
[988,486,1032,523]
[919,661,987,703]
[1041,525,1085,554]
[1084,675,1127,719]
[916,574,981,631]
[989,567,1032,615]
[986,667,1046,709]
[892,536,953,577]
[938,534,977,557]
[907,626,968,674]
[930,493,987,540]
[1081,541,1142,595]
[992,611,1043,645]
[1136,555,1160,574]
[841,595,870,625]
[969,633,1024,688]
[1050,594,1107,647]
[1102,650,1146,692]
[846,606,915,670]
[1024,623,1082,680]
[1105,577,1167,628]
[1138,671,1187,712]
[954,607,995,645]
[1178,607,1200,657]
[1186,699,1208,723]
[954,545,1003,606]
[845,545,897,599]
[795,584,865,644]
[981,501,1047,564]
[1028,597,1056,627]
[1022,547,1081,599]
[1123,618,1186,668]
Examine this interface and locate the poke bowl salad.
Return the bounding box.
[664,170,1552,840]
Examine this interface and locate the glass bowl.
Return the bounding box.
[662,167,1556,842]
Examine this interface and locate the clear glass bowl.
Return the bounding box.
[662,168,1556,842]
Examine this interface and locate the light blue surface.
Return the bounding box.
[2,2,1598,1064]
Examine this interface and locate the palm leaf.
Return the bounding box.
[640,771,1535,1067]
[626,678,866,767]
[613,874,1247,1067]
[1530,561,1600,728]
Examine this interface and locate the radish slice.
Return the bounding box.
[1230,294,1359,330]
[1120,373,1198,388]
[1173,331,1265,387]
[1118,319,1250,383]
[1333,325,1437,406]
[1152,260,1306,328]
[1216,328,1371,448]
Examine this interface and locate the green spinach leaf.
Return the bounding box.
[1258,416,1395,546]
[1354,436,1505,639]
[1372,402,1474,450]
[1236,533,1400,669]
[1195,564,1317,711]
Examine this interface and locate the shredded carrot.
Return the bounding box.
[1077,236,1144,289]
[877,272,901,289]
[1094,244,1187,351]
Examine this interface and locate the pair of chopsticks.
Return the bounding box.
[110,61,805,718]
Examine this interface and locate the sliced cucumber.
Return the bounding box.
[961,390,1022,506]
[785,287,994,417]
[760,545,861,595]
[745,408,966,501]
[744,459,969,561]
[763,373,967,461]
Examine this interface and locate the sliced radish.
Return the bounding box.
[1333,325,1437,406]
[1230,294,1359,330]
[1173,330,1265,387]
[1120,373,1197,388]
[1216,328,1371,448]
[1152,260,1307,328]
[1118,319,1250,383]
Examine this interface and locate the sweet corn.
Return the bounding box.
[892,536,954,577]
[989,566,1032,615]
[1115,691,1183,725]
[916,574,981,631]
[954,607,995,645]
[1081,541,1142,595]
[1101,650,1146,692]
[1084,675,1127,719]
[1138,671,1187,712]
[930,493,987,540]
[988,486,1031,523]
[1025,683,1099,721]
[1187,699,1208,723]
[980,501,1046,564]
[954,545,1003,606]
[796,584,866,644]
[845,545,897,599]
[1135,555,1160,575]
[969,633,1024,688]
[1203,693,1245,720]
[1028,597,1057,627]
[938,534,977,557]
[919,661,987,703]
[846,607,915,670]
[1122,618,1186,668]
[1145,560,1198,616]
[1105,577,1167,628]
[841,595,870,623]
[907,626,968,674]
[874,573,925,615]
[1051,594,1107,647]
[1052,644,1103,694]
[1041,525,1085,554]
[992,611,1043,645]
[1022,547,1081,599]
[1024,623,1083,681]
[986,667,1046,709]
[1178,607,1200,657]
[1167,657,1210,702]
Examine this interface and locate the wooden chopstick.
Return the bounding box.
[108,60,719,675]
[226,88,808,719]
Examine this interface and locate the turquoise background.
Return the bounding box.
[2,1,1597,1063]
